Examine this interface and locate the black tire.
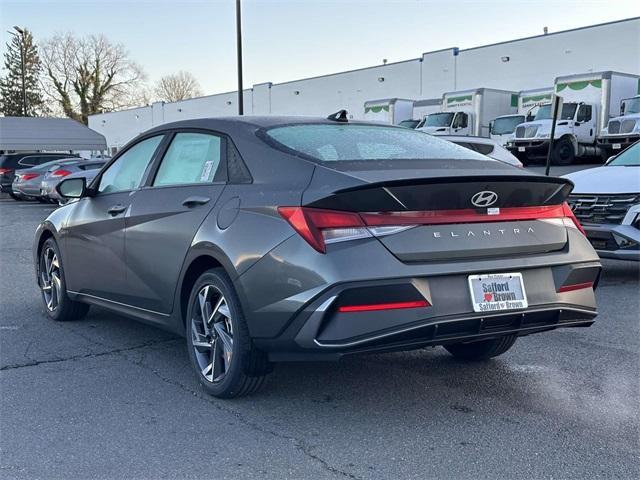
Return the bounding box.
[38,238,90,322]
[552,137,575,165]
[444,335,517,360]
[186,268,271,398]
[9,192,22,201]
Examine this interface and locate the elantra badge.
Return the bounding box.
[471,190,498,207]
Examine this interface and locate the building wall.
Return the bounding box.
[452,19,640,92]
[268,59,422,117]
[89,17,640,150]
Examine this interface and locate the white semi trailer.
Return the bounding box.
[508,71,640,164]
[418,88,517,137]
[597,92,640,157]
[363,98,415,125]
[490,88,553,147]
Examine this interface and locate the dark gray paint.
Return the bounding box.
[34,116,601,360]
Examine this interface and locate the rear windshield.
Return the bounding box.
[263,124,487,162]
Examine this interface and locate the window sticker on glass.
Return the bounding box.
[200,160,214,181]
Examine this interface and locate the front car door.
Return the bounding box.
[575,104,595,143]
[62,135,165,303]
[124,131,228,314]
[452,112,470,135]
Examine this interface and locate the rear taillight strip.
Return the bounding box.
[279,202,585,253]
[360,205,567,226]
[558,281,594,293]
[338,300,430,313]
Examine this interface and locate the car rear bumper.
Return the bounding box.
[261,305,596,361]
[12,183,41,197]
[240,232,601,360]
[0,180,13,193]
[582,223,640,261]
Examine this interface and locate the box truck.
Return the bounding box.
[363,98,414,125]
[507,71,640,164]
[490,88,553,147]
[418,88,518,137]
[597,92,640,157]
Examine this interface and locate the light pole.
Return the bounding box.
[7,26,27,116]
[235,0,243,115]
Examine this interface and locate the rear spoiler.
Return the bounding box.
[306,175,574,212]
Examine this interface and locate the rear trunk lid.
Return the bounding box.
[302,160,574,262]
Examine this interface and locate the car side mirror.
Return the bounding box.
[56,177,86,199]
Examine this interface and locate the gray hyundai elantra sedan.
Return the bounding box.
[33,114,601,398]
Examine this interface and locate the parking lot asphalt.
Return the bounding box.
[1,174,639,479]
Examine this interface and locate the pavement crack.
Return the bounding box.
[121,351,361,480]
[0,338,179,371]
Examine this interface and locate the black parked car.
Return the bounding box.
[0,152,78,199]
[34,115,601,398]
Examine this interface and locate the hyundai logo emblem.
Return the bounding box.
[471,191,498,207]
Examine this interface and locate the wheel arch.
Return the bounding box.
[33,224,60,279]
[36,228,55,257]
[559,134,578,155]
[176,248,240,331]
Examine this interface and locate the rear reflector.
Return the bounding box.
[21,173,39,181]
[279,202,585,253]
[338,300,430,313]
[558,281,594,293]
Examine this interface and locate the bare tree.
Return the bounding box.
[154,71,203,103]
[41,33,146,124]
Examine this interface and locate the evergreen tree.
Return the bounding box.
[0,28,45,116]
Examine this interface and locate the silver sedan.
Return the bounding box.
[40,160,106,203]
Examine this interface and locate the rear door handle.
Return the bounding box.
[107,204,127,216]
[182,196,211,208]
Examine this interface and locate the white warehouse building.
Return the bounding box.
[90,17,640,151]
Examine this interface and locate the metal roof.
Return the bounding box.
[0,117,107,151]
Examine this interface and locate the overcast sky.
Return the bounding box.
[1,0,639,95]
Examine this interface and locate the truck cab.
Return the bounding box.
[598,95,640,156]
[507,102,597,165]
[418,111,472,136]
[490,114,526,147]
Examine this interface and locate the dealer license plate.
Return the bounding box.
[612,143,621,150]
[518,146,526,152]
[468,273,528,313]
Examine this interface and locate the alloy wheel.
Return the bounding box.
[40,247,62,311]
[191,285,234,383]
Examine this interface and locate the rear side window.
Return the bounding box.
[264,124,487,162]
[19,155,68,166]
[153,133,223,186]
[18,156,39,166]
[473,143,494,156]
[79,163,105,171]
[452,141,494,156]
